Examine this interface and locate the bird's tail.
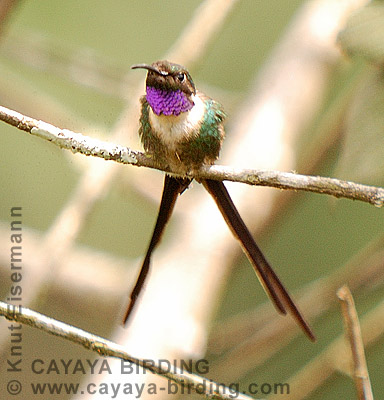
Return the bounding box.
[123,175,191,324]
[202,178,315,341]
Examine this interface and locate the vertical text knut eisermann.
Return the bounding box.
[7,207,23,373]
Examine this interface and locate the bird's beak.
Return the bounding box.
[131,64,168,76]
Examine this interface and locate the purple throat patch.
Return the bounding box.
[146,86,194,116]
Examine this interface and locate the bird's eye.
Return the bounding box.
[176,73,185,82]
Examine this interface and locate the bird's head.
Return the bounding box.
[132,60,196,116]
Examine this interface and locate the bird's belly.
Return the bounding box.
[149,112,191,149]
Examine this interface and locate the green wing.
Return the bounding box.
[180,97,226,167]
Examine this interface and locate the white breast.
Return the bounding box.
[148,94,205,149]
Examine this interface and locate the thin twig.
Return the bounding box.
[0,301,254,400]
[0,104,383,207]
[337,286,374,400]
[268,296,384,400]
[209,233,384,381]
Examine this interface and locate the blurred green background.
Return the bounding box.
[0,1,383,399]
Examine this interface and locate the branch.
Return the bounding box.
[0,301,253,400]
[337,286,374,400]
[1,104,383,207]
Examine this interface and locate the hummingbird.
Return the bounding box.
[123,60,315,341]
